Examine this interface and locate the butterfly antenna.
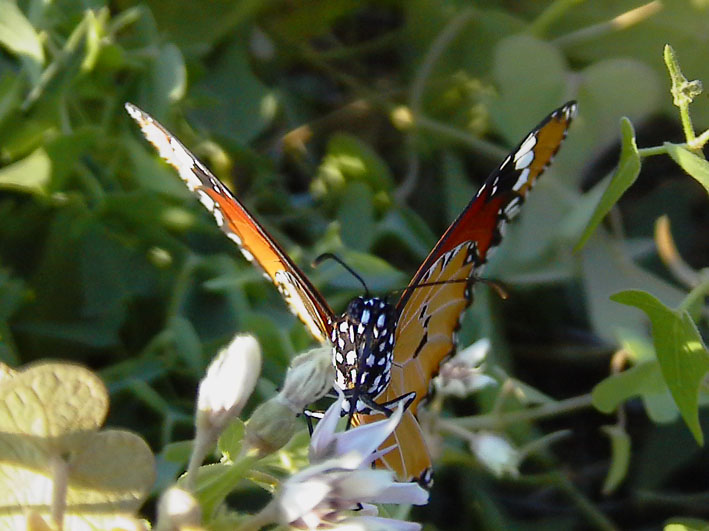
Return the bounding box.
[476,276,509,300]
[313,253,370,297]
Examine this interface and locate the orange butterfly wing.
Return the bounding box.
[125,104,334,343]
[354,101,577,484]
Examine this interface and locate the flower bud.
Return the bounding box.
[196,334,262,433]
[470,432,520,478]
[243,399,298,458]
[155,487,203,531]
[278,347,334,412]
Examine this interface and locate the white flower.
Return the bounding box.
[196,334,261,430]
[434,338,496,398]
[470,431,520,478]
[270,390,428,529]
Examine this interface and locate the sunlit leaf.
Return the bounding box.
[664,142,709,195]
[315,133,394,197]
[0,0,44,66]
[0,147,51,195]
[611,290,709,445]
[0,363,155,529]
[0,363,108,441]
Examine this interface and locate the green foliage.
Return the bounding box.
[575,118,641,251]
[0,0,707,529]
[611,290,709,445]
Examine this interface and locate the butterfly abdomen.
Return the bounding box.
[331,296,398,413]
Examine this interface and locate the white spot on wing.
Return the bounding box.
[514,149,534,170]
[198,190,215,211]
[515,134,536,161]
[212,208,224,227]
[227,232,242,246]
[512,168,530,191]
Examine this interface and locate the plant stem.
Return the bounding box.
[529,0,586,37]
[553,1,661,48]
[664,44,703,153]
[415,115,507,159]
[50,454,69,531]
[455,393,594,430]
[637,145,667,158]
[196,453,261,519]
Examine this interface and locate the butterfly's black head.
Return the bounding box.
[330,296,397,413]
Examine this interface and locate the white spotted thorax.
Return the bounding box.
[330,296,397,415]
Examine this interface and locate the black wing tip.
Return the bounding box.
[555,100,578,121]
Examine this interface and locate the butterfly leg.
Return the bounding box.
[360,391,417,417]
[302,408,325,435]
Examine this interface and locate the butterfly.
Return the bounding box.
[126,100,577,486]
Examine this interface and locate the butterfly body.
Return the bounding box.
[126,100,577,487]
[331,296,412,416]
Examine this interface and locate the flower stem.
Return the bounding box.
[195,452,261,519]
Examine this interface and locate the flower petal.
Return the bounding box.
[335,515,422,531]
[277,478,331,523]
[331,401,404,460]
[310,388,345,460]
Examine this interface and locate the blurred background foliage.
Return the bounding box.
[0,0,707,529]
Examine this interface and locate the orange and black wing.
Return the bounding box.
[356,101,577,484]
[126,103,334,343]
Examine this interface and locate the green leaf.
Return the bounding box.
[600,425,631,495]
[664,143,709,195]
[169,316,204,374]
[0,72,24,127]
[611,290,709,445]
[337,181,375,251]
[0,147,51,195]
[142,43,187,119]
[592,361,668,414]
[490,35,566,142]
[0,0,44,66]
[217,418,245,461]
[580,232,685,342]
[190,38,273,144]
[575,118,640,250]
